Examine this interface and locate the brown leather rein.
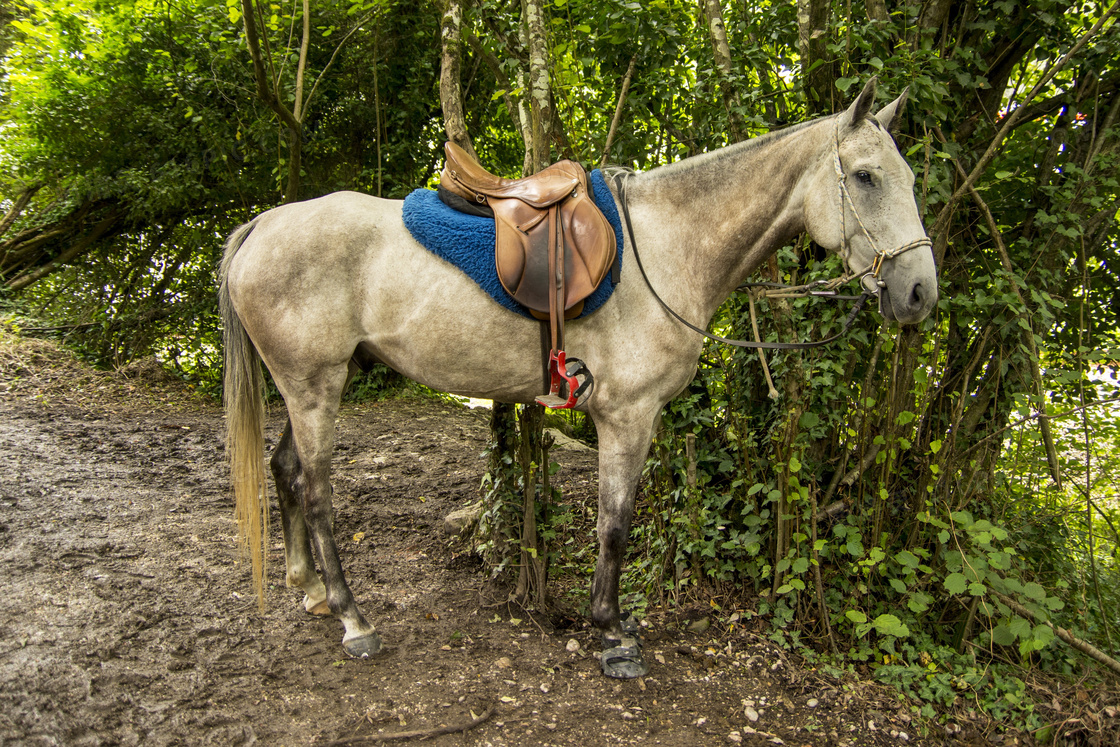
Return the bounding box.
[612,119,932,352]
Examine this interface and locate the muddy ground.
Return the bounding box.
[0,334,1108,746]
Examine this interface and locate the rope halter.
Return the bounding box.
[832,118,932,296]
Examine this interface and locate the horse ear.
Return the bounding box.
[842,77,878,130]
[875,87,909,133]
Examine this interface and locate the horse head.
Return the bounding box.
[803,78,939,325]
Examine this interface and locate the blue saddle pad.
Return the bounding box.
[402,169,624,319]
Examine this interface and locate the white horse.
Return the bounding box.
[219,79,938,677]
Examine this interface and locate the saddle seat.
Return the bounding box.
[439,142,618,408]
[442,144,586,208]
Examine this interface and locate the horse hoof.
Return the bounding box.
[343,632,383,660]
[601,643,649,679]
[303,595,331,616]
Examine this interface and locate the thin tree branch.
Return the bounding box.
[240,0,302,133]
[468,32,528,146]
[995,593,1120,678]
[5,210,122,293]
[321,705,495,746]
[292,0,310,121]
[304,12,375,120]
[0,183,43,241]
[933,125,1063,487]
[600,55,636,167]
[933,0,1120,236]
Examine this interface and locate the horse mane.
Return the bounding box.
[624,111,894,191]
[635,116,831,185]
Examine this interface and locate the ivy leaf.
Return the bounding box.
[908,594,930,613]
[1008,617,1032,640]
[992,622,1016,646]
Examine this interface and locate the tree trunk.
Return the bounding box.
[865,0,888,23]
[440,0,477,159]
[796,0,832,114]
[522,0,552,173]
[699,0,745,141]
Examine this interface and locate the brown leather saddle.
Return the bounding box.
[439,142,617,408]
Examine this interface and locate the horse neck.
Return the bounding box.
[624,118,833,321]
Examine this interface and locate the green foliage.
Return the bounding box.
[2,0,1119,730]
[1,0,446,385]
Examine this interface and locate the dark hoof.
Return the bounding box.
[601,643,649,679]
[620,612,640,635]
[600,611,641,647]
[343,632,383,660]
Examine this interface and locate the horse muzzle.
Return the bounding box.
[878,266,938,324]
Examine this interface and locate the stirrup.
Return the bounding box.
[535,350,593,409]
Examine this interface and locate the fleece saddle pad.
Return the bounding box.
[402,169,624,319]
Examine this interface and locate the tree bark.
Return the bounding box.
[440,0,477,159]
[522,0,552,173]
[699,0,746,141]
[865,0,888,22]
[796,0,832,114]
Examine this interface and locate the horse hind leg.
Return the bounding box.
[271,420,329,615]
[272,359,368,616]
[276,363,382,659]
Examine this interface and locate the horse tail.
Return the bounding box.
[219,220,269,612]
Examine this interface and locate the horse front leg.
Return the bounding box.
[280,368,381,659]
[590,404,660,678]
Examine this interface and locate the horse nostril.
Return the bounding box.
[910,282,928,308]
[909,281,938,313]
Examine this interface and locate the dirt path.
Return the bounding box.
[0,339,959,746]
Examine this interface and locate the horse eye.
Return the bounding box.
[856,170,874,185]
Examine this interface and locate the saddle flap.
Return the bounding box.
[493,186,616,316]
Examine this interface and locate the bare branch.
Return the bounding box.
[5,210,122,293]
[240,0,302,133]
[303,12,376,120]
[0,183,43,241]
[600,55,637,167]
[933,0,1120,235]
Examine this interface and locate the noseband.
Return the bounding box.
[831,118,932,295]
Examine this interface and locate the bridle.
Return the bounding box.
[828,118,933,295]
[612,116,932,352]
